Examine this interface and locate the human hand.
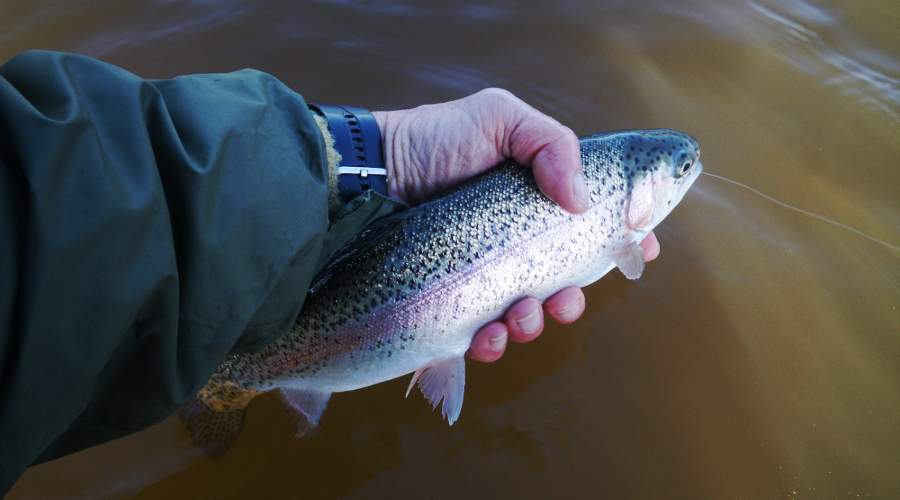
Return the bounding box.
[373,88,587,213]
[372,88,659,362]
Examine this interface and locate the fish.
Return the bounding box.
[178,129,703,457]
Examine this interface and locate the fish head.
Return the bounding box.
[583,130,702,235]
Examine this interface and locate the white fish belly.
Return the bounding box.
[292,211,630,394]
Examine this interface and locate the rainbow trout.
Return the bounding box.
[180,129,702,457]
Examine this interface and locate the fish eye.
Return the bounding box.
[678,160,693,176]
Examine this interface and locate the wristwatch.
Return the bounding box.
[308,104,388,203]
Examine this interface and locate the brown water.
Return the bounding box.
[3,0,898,498]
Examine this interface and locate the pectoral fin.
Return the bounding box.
[408,355,466,425]
[611,242,645,280]
[278,388,331,437]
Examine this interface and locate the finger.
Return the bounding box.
[527,130,587,214]
[640,231,660,262]
[489,92,585,214]
[504,297,544,343]
[543,286,585,324]
[467,321,508,362]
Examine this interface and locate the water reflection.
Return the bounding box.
[3,0,899,498]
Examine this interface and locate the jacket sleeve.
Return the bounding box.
[0,50,401,490]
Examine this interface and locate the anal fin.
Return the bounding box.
[412,355,466,425]
[278,388,331,437]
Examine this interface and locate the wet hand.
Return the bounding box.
[372,88,659,362]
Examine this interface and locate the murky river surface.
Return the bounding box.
[3,0,898,498]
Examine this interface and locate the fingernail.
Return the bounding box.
[516,308,541,335]
[489,331,507,352]
[556,298,583,323]
[572,172,589,210]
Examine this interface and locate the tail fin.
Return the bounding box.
[178,374,260,459]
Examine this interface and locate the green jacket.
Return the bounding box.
[0,50,404,494]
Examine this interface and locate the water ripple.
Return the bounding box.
[747,0,900,123]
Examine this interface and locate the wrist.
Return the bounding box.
[372,109,420,205]
[372,110,403,203]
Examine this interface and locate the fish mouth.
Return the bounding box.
[664,159,703,216]
[681,160,704,194]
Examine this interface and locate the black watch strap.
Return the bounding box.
[308,104,388,203]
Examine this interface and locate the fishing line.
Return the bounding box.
[700,171,900,252]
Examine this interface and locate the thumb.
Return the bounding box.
[488,90,587,214]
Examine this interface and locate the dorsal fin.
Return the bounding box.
[311,210,417,293]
